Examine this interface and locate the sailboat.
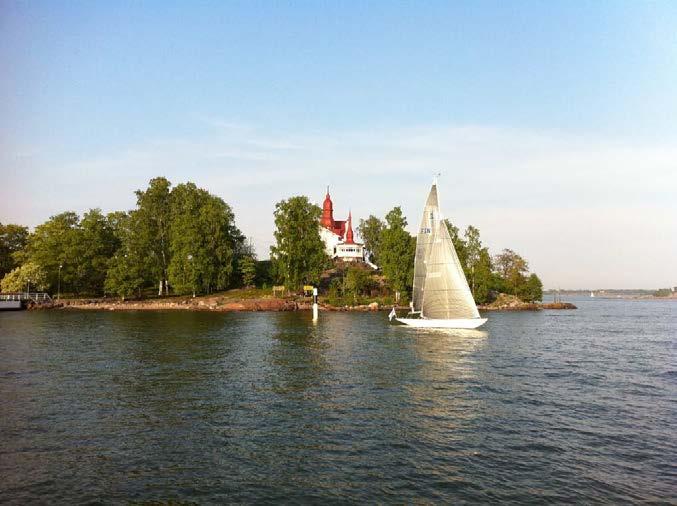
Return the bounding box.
[391,181,487,329]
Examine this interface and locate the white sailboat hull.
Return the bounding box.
[395,317,488,329]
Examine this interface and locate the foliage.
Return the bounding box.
[494,248,529,296]
[343,265,376,302]
[0,223,29,279]
[0,262,48,292]
[78,209,120,294]
[239,256,257,287]
[379,207,416,295]
[255,260,274,288]
[104,252,145,300]
[3,177,244,299]
[23,212,82,294]
[357,215,385,264]
[167,183,242,295]
[472,248,494,304]
[104,212,146,299]
[134,177,172,295]
[270,196,329,290]
[20,210,121,296]
[521,273,543,302]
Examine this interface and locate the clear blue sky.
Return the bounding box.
[2,1,676,288]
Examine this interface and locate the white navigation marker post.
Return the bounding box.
[312,287,319,322]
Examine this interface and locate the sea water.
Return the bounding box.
[1,298,675,503]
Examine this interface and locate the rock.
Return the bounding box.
[541,302,577,309]
[368,302,379,311]
[222,302,247,311]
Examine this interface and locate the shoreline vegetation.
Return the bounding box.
[4,176,667,310]
[29,290,577,313]
[1,176,550,310]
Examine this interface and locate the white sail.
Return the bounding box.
[395,181,486,329]
[412,184,439,312]
[421,218,480,319]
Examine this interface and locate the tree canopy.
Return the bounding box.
[0,223,29,279]
[378,207,416,296]
[1,177,246,299]
[270,196,329,290]
[357,215,385,264]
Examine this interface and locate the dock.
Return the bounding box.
[0,292,53,311]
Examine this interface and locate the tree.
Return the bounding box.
[357,215,385,264]
[134,177,172,295]
[104,213,145,299]
[168,183,242,295]
[472,247,494,304]
[78,209,120,294]
[493,248,529,296]
[1,262,48,292]
[521,273,543,302]
[0,223,29,279]
[23,212,82,294]
[270,196,329,290]
[343,265,375,302]
[379,207,416,296]
[464,225,482,297]
[104,253,145,300]
[239,256,257,287]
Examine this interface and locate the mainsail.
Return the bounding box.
[411,184,439,312]
[412,183,480,320]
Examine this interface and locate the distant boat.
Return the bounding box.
[391,181,487,329]
[590,291,595,298]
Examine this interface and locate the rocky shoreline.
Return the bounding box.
[32,293,576,313]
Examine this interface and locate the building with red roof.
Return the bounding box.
[318,188,367,263]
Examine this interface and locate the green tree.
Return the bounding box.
[168,183,242,295]
[472,247,494,304]
[0,223,29,279]
[464,225,481,295]
[343,265,375,302]
[134,177,172,295]
[379,207,416,296]
[23,212,82,294]
[239,256,257,287]
[104,213,145,299]
[494,248,529,296]
[104,253,145,300]
[1,262,49,292]
[270,196,329,290]
[357,215,385,264]
[521,273,543,302]
[78,209,120,294]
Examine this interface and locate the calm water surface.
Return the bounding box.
[1,299,675,503]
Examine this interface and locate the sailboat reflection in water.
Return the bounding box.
[390,180,487,329]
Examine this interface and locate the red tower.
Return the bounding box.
[345,211,355,244]
[320,187,334,229]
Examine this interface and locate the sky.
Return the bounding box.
[1,1,676,289]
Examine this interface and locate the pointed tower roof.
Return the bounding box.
[320,186,334,228]
[344,210,355,244]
